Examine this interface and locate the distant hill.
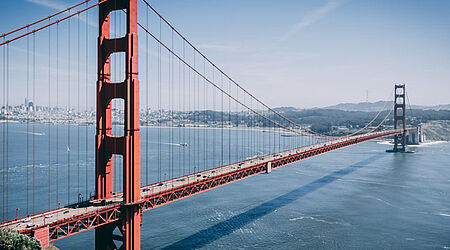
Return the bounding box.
[324,101,392,112]
[268,104,450,136]
[420,104,450,111]
[323,101,450,112]
[272,106,299,112]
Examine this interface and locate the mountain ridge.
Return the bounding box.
[275,102,450,112]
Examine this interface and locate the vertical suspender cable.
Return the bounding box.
[203,57,206,171]
[265,105,267,156]
[221,74,224,166]
[193,52,196,173]
[260,104,263,156]
[145,7,149,186]
[192,54,195,174]
[178,55,181,176]
[272,112,275,154]
[48,19,51,210]
[194,55,197,173]
[32,32,36,214]
[279,121,281,152]
[212,67,215,168]
[6,43,9,220]
[192,55,195,173]
[68,13,71,205]
[250,98,252,159]
[77,13,80,201]
[196,60,200,171]
[56,22,59,208]
[236,86,239,161]
[228,78,231,165]
[171,29,175,179]
[168,25,171,180]
[26,28,30,216]
[248,96,250,158]
[248,95,251,158]
[178,50,181,176]
[169,29,173,180]
[188,49,191,175]
[158,17,161,182]
[242,91,245,159]
[197,67,200,172]
[85,2,89,199]
[167,31,171,180]
[182,42,186,175]
[2,37,5,221]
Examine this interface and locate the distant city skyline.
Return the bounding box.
[0,0,449,108]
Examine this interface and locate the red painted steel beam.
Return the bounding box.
[96,0,116,248]
[122,0,141,249]
[95,0,141,249]
[17,205,121,243]
[96,0,113,203]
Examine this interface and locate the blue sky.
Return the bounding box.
[1,0,449,108]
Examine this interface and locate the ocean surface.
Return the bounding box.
[1,123,449,249]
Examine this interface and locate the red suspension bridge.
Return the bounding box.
[0,1,414,249]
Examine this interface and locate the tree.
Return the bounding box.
[310,123,332,134]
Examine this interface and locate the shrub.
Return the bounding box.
[0,229,41,250]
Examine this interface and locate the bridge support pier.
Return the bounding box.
[266,162,272,173]
[96,0,141,249]
[32,226,49,248]
[95,223,117,250]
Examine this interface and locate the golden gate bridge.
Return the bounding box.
[0,0,413,249]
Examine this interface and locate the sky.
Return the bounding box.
[0,0,449,109]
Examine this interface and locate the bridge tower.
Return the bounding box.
[390,84,407,152]
[95,0,141,249]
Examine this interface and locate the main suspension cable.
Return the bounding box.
[0,0,92,39]
[0,0,108,47]
[139,0,327,138]
[140,0,393,141]
[137,23,312,138]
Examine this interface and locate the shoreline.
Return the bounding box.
[377,140,447,146]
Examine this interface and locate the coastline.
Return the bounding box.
[377,139,447,147]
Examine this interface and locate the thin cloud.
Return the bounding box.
[25,0,66,10]
[281,0,345,41]
[25,0,97,27]
[198,43,241,53]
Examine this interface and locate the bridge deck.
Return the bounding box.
[0,129,404,242]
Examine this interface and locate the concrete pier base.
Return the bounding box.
[33,226,49,248]
[386,149,414,153]
[266,162,272,173]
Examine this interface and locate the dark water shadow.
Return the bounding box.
[162,153,385,249]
